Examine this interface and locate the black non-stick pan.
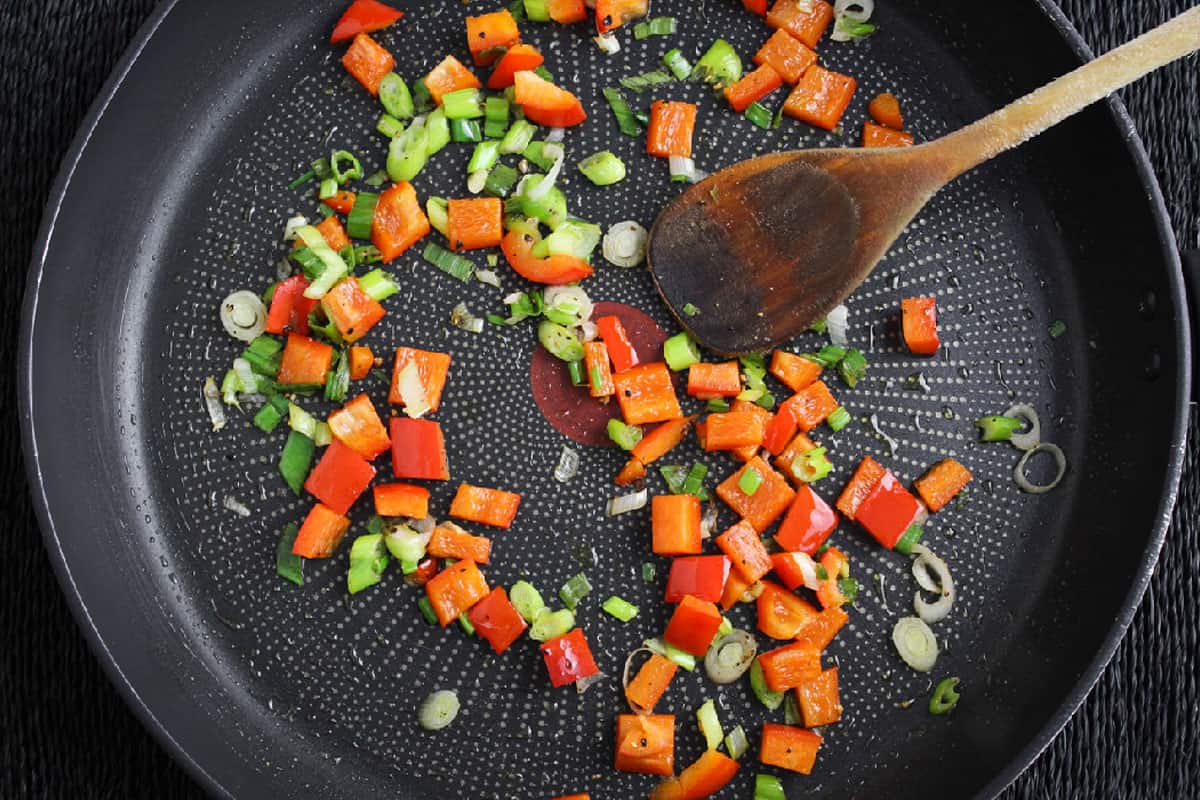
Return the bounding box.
[19,1,1190,798]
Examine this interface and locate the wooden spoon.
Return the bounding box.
[647,6,1200,355]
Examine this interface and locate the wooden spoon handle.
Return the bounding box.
[931,5,1200,178]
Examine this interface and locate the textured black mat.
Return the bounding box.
[2,1,1197,798]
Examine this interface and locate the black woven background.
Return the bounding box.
[2,1,1197,797]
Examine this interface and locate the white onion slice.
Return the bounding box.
[834,0,874,20]
[826,304,850,347]
[1003,403,1041,451]
[546,127,567,143]
[1014,442,1067,494]
[593,33,621,54]
[223,495,251,517]
[608,489,648,516]
[396,361,432,419]
[554,446,580,483]
[202,377,226,432]
[526,144,565,201]
[409,516,436,535]
[669,156,697,183]
[580,320,598,342]
[911,547,955,624]
[282,214,308,242]
[892,617,938,672]
[700,503,719,540]
[220,291,268,342]
[474,269,501,288]
[603,221,648,268]
[232,357,257,393]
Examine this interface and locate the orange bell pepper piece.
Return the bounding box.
[716,456,795,532]
[595,0,649,33]
[794,605,849,651]
[724,63,783,113]
[663,595,723,657]
[327,392,391,460]
[759,723,821,774]
[686,361,742,399]
[424,559,489,626]
[447,197,503,251]
[720,565,754,611]
[322,190,357,216]
[863,121,915,148]
[783,64,857,131]
[512,70,587,127]
[631,416,695,465]
[321,276,385,343]
[277,333,333,386]
[584,341,616,399]
[784,379,839,432]
[727,400,771,463]
[795,667,842,727]
[389,418,449,480]
[424,54,482,105]
[756,580,819,640]
[388,345,451,411]
[754,28,817,84]
[766,0,834,48]
[613,363,683,426]
[774,431,819,480]
[304,440,376,515]
[373,181,430,262]
[341,32,394,95]
[836,455,886,519]
[310,215,351,252]
[548,0,588,23]
[769,350,822,392]
[914,458,973,512]
[815,547,850,609]
[615,714,675,776]
[372,482,429,518]
[465,9,520,67]
[901,297,940,355]
[615,457,647,486]
[651,494,702,556]
[625,654,678,713]
[487,43,545,90]
[427,521,492,565]
[348,346,374,380]
[646,100,697,159]
[449,483,522,529]
[702,410,767,452]
[651,750,740,800]
[292,502,352,558]
[758,640,822,692]
[715,519,773,584]
[868,91,904,130]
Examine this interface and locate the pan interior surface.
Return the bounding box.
[22,1,1186,798]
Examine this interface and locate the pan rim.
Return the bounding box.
[17,2,1191,799]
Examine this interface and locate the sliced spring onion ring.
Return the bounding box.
[1014,442,1067,494]
[704,630,757,684]
[554,446,580,483]
[910,545,955,624]
[418,690,460,731]
[602,221,649,268]
[669,155,697,183]
[826,303,850,346]
[724,725,749,760]
[282,214,308,241]
[546,127,566,143]
[1004,402,1041,450]
[893,616,938,672]
[474,268,501,288]
[525,143,565,202]
[834,0,874,20]
[219,291,268,342]
[203,377,226,431]
[608,489,648,516]
[544,285,595,325]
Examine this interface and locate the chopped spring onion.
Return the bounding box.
[707,398,730,413]
[749,658,784,710]
[330,149,362,184]
[346,192,379,240]
[457,612,476,635]
[663,332,700,371]
[509,581,546,623]
[634,16,677,39]
[467,169,489,195]
[893,524,924,556]
[1049,319,1067,338]
[660,465,687,494]
[744,102,774,130]
[1003,402,1042,450]
[523,0,550,22]
[347,534,389,594]
[504,289,544,324]
[377,113,405,138]
[418,690,461,731]
[662,48,693,81]
[538,320,585,361]
[295,226,349,299]
[696,699,723,750]
[287,169,315,189]
[608,488,649,517]
[450,302,485,334]
[219,291,268,342]
[484,164,521,198]
[827,406,852,432]
[929,677,962,715]
[976,415,1023,442]
[467,140,501,174]
[832,0,877,42]
[669,155,698,183]
[449,117,482,143]
[253,395,289,434]
[425,196,449,237]
[499,118,537,154]
[278,431,315,495]
[839,348,867,387]
[525,144,565,202]
[318,177,338,199]
[754,774,787,800]
[379,72,413,119]
[522,140,560,171]
[642,562,656,583]
[425,107,450,155]
[725,725,749,760]
[738,467,763,496]
[911,544,955,623]
[607,419,644,451]
[593,32,621,54]
[682,303,700,317]
[783,693,802,725]
[384,523,432,563]
[515,177,567,228]
[681,462,709,499]
[530,608,575,642]
[544,285,594,325]
[275,523,304,586]
[602,88,642,136]
[324,350,350,403]
[803,344,847,369]
[826,303,850,346]
[893,616,939,672]
[578,150,627,186]
[483,96,510,139]
[1014,441,1066,494]
[602,220,648,267]
[202,376,226,431]
[559,573,592,610]
[620,69,675,94]
[358,269,399,302]
[704,629,757,684]
[422,243,474,283]
[533,65,554,82]
[533,220,601,261]
[838,576,859,604]
[388,118,430,181]
[355,244,382,265]
[474,268,501,288]
[567,359,586,385]
[416,595,438,625]
[602,596,640,622]
[441,88,484,120]
[791,447,833,483]
[644,637,697,672]
[311,157,333,181]
[287,402,331,446]
[692,39,743,88]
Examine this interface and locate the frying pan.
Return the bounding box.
[18,1,1190,798]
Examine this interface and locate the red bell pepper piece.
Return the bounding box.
[540,628,600,687]
[424,55,482,105]
[686,362,742,399]
[651,750,739,800]
[715,520,773,584]
[341,33,394,95]
[766,0,835,48]
[783,64,856,131]
[754,28,818,84]
[914,458,973,512]
[901,297,940,355]
[796,667,842,727]
[388,345,452,412]
[292,503,352,559]
[758,640,822,692]
[487,44,545,90]
[663,595,723,657]
[742,0,768,15]
[501,229,594,285]
[761,403,799,456]
[512,70,587,127]
[596,315,640,373]
[373,181,430,262]
[856,472,925,549]
[327,392,391,460]
[428,521,492,565]
[646,100,697,159]
[449,484,522,529]
[303,439,376,515]
[652,494,702,556]
[403,557,439,588]
[389,418,449,480]
[322,189,356,216]
[759,723,821,775]
[265,275,318,336]
[664,556,731,604]
[724,64,783,113]
[467,586,528,653]
[756,581,818,640]
[331,0,404,44]
[465,10,521,67]
[624,655,678,713]
[715,456,795,532]
[425,559,489,626]
[615,714,676,776]
[595,0,649,33]
[372,482,429,518]
[774,484,838,554]
[277,333,333,386]
[770,551,812,591]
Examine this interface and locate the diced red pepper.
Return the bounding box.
[372,482,429,518]
[327,392,391,460]
[292,503,352,558]
[758,641,822,692]
[512,70,587,127]
[449,484,522,529]
[348,345,374,380]
[389,345,452,412]
[756,581,819,640]
[389,418,449,480]
[467,586,528,654]
[762,403,799,456]
[487,44,545,90]
[774,484,838,554]
[277,333,333,386]
[652,494,702,556]
[783,64,856,131]
[769,350,823,392]
[863,121,915,148]
[664,556,731,604]
[540,628,600,687]
[663,595,723,657]
[425,559,489,626]
[304,439,376,515]
[502,229,594,284]
[615,714,675,776]
[646,100,697,159]
[914,458,973,512]
[323,189,357,216]
[331,0,404,44]
[766,0,835,48]
[596,315,640,373]
[424,55,482,105]
[613,363,683,426]
[856,472,925,549]
[321,276,385,343]
[373,181,430,261]
[595,0,650,33]
[743,0,768,14]
[466,10,521,67]
[652,750,739,800]
[428,521,492,564]
[836,455,886,519]
[754,28,818,84]
[404,556,439,588]
[796,667,842,727]
[687,361,741,399]
[783,379,839,432]
[341,33,394,95]
[447,197,503,251]
[901,297,940,355]
[715,519,773,584]
[625,655,678,713]
[770,552,812,592]
[724,64,783,113]
[759,723,821,775]
[715,457,795,532]
[265,275,318,336]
